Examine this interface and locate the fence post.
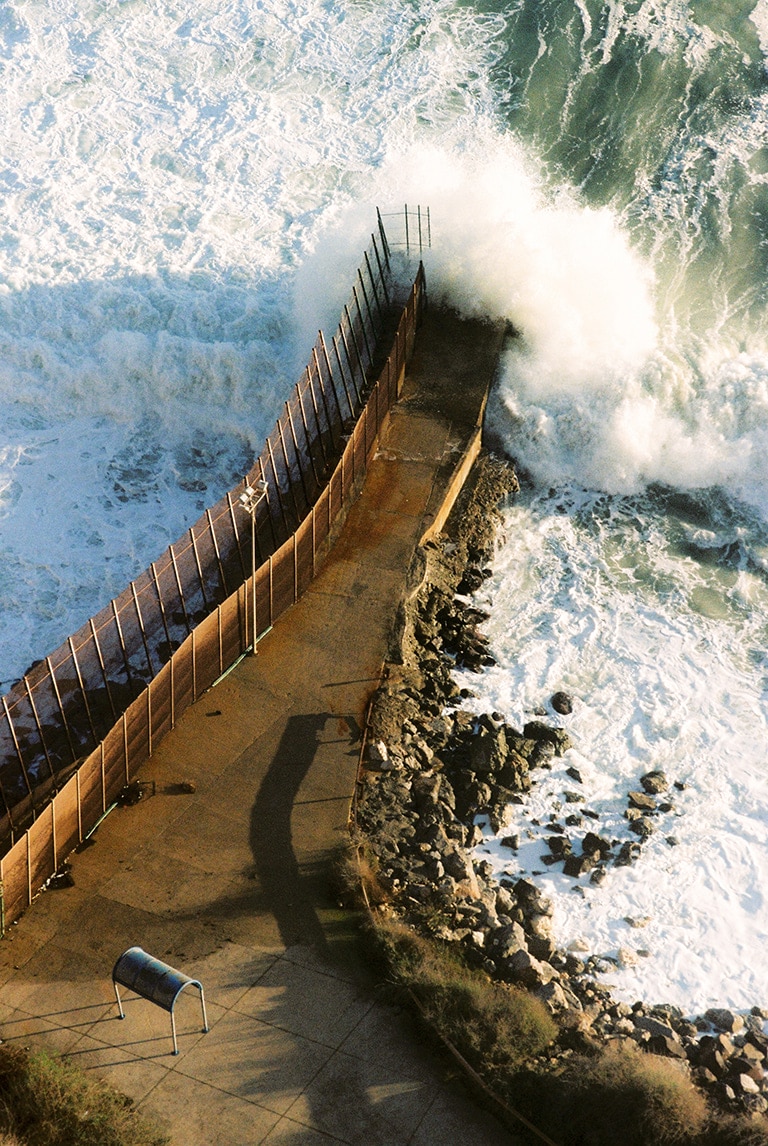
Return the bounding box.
[123,713,129,784]
[3,696,34,801]
[169,546,192,635]
[47,658,76,764]
[206,509,229,597]
[25,680,54,782]
[26,831,31,907]
[218,605,223,675]
[68,638,99,749]
[192,628,197,702]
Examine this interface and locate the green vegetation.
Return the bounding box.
[372,914,557,1082]
[341,841,768,1146]
[0,1044,169,1146]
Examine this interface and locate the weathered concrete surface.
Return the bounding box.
[0,309,519,1145]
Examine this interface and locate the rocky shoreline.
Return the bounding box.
[355,451,768,1119]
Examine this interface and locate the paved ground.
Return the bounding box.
[0,309,521,1145]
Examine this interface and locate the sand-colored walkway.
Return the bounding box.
[0,310,519,1145]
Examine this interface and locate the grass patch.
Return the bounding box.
[0,1044,168,1146]
[371,914,557,1083]
[558,1042,709,1145]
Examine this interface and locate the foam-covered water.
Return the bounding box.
[4,0,768,1014]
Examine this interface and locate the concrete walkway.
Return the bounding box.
[0,310,519,1145]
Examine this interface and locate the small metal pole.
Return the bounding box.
[131,584,154,677]
[404,203,409,254]
[331,333,356,416]
[371,234,391,305]
[89,618,116,715]
[319,332,346,423]
[376,207,391,267]
[352,284,373,365]
[285,401,312,507]
[266,438,292,538]
[25,679,54,782]
[311,347,339,450]
[339,315,363,406]
[206,509,229,597]
[47,658,76,764]
[276,417,302,521]
[69,637,99,747]
[226,493,249,581]
[150,562,174,659]
[258,458,280,552]
[169,547,192,635]
[189,526,210,611]
[296,381,323,487]
[3,697,33,801]
[364,252,384,323]
[111,601,136,698]
[303,368,330,469]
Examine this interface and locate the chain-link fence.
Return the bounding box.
[0,233,426,927]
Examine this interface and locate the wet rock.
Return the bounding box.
[615,842,641,867]
[547,835,573,859]
[507,949,557,988]
[628,791,656,811]
[563,853,596,878]
[551,691,573,715]
[582,832,612,859]
[640,770,668,794]
[522,721,573,756]
[628,817,655,840]
[648,1034,687,1059]
[705,1008,744,1034]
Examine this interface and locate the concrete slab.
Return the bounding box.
[172,1008,332,1116]
[142,1071,282,1146]
[0,310,521,1145]
[232,957,373,1049]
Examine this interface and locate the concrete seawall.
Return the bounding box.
[0,308,517,1145]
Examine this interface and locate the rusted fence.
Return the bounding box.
[0,230,426,927]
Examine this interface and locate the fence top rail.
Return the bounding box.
[0,256,426,891]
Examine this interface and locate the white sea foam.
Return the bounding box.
[0,0,505,687]
[4,0,768,1021]
[456,489,768,1013]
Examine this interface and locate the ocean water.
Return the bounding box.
[2,0,768,1013]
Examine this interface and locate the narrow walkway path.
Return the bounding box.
[0,310,520,1145]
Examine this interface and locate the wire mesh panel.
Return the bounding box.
[220,592,245,665]
[102,719,128,801]
[53,776,81,871]
[77,749,106,837]
[148,662,173,747]
[0,254,426,923]
[192,609,222,699]
[125,696,150,775]
[295,516,315,600]
[269,543,297,621]
[28,805,55,901]
[1,837,29,922]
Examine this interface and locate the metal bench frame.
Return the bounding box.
[112,946,209,1055]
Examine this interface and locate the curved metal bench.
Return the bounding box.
[112,946,209,1055]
